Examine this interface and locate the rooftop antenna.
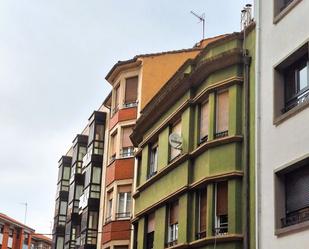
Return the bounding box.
[20,202,28,224]
[241,4,253,56]
[190,11,205,40]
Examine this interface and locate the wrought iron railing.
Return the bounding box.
[116,212,131,219]
[283,88,309,113]
[215,130,228,139]
[195,230,206,240]
[123,101,138,108]
[214,225,228,236]
[281,208,309,227]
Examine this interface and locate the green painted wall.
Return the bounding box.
[134,27,256,249]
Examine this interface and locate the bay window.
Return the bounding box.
[116,187,132,219]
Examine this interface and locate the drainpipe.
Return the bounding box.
[243,29,251,249]
[254,0,262,249]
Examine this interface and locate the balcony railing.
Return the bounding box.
[215,130,228,139]
[214,225,228,236]
[166,240,177,248]
[120,147,134,158]
[105,215,112,223]
[284,88,309,113]
[123,101,138,108]
[116,212,131,219]
[281,208,309,227]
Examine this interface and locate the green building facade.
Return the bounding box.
[130,25,256,249]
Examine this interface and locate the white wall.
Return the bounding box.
[258,0,309,248]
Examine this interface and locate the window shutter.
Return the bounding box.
[286,166,309,213]
[169,201,179,225]
[147,213,155,233]
[199,190,207,232]
[200,101,209,139]
[217,182,228,215]
[216,91,229,133]
[122,126,133,148]
[125,76,138,103]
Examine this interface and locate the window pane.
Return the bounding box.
[118,193,125,213]
[60,201,67,215]
[299,64,308,91]
[78,146,87,161]
[170,121,181,160]
[125,76,138,103]
[63,166,70,180]
[95,124,104,141]
[88,211,98,229]
[92,167,101,184]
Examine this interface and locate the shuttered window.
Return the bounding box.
[216,90,229,136]
[122,126,133,148]
[147,213,155,233]
[170,121,182,161]
[286,166,309,213]
[199,101,209,142]
[199,189,207,233]
[169,201,179,225]
[217,181,228,216]
[125,76,138,104]
[110,132,117,157]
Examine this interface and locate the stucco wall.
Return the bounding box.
[258,0,309,248]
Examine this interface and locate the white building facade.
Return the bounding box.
[256,0,309,248]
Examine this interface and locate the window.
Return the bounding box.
[167,201,179,247]
[169,121,182,161]
[148,142,158,178]
[124,76,138,107]
[116,186,132,219]
[275,163,309,230]
[120,126,134,158]
[24,233,29,245]
[106,191,113,222]
[56,237,64,249]
[274,43,309,121]
[0,224,3,233]
[110,131,117,162]
[215,182,228,236]
[197,189,207,239]
[146,213,155,249]
[88,211,98,229]
[274,0,296,16]
[199,101,209,143]
[215,90,229,138]
[113,84,120,113]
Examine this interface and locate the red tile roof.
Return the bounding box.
[32,234,52,243]
[0,213,35,232]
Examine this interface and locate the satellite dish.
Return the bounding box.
[169,133,183,150]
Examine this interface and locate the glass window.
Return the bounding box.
[148,143,158,178]
[146,213,155,249]
[169,121,182,161]
[95,124,104,141]
[88,211,98,229]
[110,132,117,160]
[199,101,209,143]
[60,201,67,215]
[124,76,138,107]
[116,192,131,219]
[78,146,87,161]
[167,201,179,246]
[92,167,101,184]
[63,166,70,180]
[215,181,228,236]
[56,237,64,249]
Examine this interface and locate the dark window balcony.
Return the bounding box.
[195,230,206,240]
[215,130,228,139]
[281,208,309,227]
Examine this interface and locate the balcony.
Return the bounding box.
[284,88,309,113]
[109,107,137,130]
[214,130,228,139]
[123,101,138,109]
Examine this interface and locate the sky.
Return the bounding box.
[0,0,253,235]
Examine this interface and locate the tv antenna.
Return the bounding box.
[190,11,205,40]
[20,202,28,224]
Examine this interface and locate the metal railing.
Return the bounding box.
[214,226,228,236]
[120,147,134,158]
[215,130,228,139]
[281,208,309,227]
[116,212,131,219]
[195,230,206,240]
[284,88,309,113]
[123,101,138,108]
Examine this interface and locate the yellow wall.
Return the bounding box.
[140,51,198,110]
[139,35,227,110]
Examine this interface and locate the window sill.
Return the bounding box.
[273,0,303,24]
[273,99,309,126]
[275,219,309,236]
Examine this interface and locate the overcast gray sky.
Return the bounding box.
[0,0,253,234]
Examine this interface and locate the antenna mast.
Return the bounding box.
[190,11,205,40]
